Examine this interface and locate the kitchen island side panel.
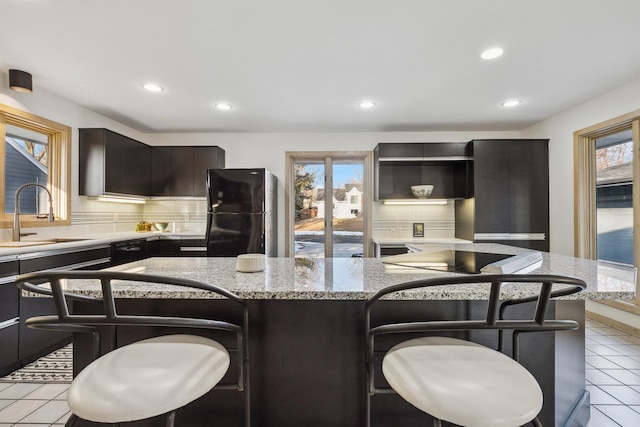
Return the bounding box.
[71,298,584,427]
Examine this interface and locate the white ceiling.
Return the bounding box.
[2,0,640,134]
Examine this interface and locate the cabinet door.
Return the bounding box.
[104,131,126,194]
[124,141,150,196]
[171,147,195,196]
[423,142,469,158]
[0,281,19,321]
[376,143,424,158]
[0,322,19,375]
[508,140,549,234]
[79,128,107,196]
[193,147,222,196]
[472,140,511,233]
[151,147,172,196]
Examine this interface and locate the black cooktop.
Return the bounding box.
[385,250,513,274]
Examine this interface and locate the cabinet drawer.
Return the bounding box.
[20,245,111,273]
[0,259,19,280]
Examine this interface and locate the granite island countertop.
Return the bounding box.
[37,243,636,301]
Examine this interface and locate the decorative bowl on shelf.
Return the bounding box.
[411,185,434,198]
[153,222,169,232]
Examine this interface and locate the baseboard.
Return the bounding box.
[563,390,590,427]
[586,310,640,337]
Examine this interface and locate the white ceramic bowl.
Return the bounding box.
[236,253,266,272]
[411,185,434,198]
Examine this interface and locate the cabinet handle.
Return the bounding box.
[0,317,19,330]
[46,257,112,271]
[0,275,17,285]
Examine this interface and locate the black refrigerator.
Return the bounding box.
[205,168,278,257]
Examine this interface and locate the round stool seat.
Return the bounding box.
[68,334,230,423]
[382,336,543,427]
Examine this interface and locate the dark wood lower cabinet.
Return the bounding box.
[147,238,207,257]
[0,258,20,376]
[16,245,111,367]
[18,298,72,361]
[0,323,19,376]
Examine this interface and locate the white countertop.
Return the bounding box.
[27,243,636,301]
[0,232,205,257]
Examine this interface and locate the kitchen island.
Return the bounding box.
[54,244,635,427]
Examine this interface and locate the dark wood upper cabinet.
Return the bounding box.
[149,146,225,197]
[80,128,225,198]
[455,139,549,251]
[150,146,172,196]
[79,128,150,196]
[374,142,471,200]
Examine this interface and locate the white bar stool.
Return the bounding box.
[16,270,250,427]
[364,274,586,427]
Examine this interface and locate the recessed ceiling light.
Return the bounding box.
[358,100,376,109]
[142,83,163,92]
[215,103,233,111]
[481,47,504,60]
[501,99,521,107]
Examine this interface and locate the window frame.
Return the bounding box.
[574,108,640,307]
[0,103,71,229]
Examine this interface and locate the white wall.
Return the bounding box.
[520,76,640,256]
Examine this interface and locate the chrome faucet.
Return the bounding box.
[13,183,54,241]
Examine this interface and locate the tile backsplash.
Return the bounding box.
[3,198,455,242]
[0,199,209,241]
[372,202,456,240]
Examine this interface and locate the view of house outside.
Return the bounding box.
[4,130,49,214]
[294,161,364,258]
[595,132,633,265]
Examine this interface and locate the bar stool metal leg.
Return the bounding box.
[432,417,442,427]
[166,411,176,427]
[64,414,78,426]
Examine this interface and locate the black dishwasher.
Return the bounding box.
[111,239,148,266]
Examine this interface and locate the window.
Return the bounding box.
[1,103,71,228]
[575,109,640,306]
[5,125,50,214]
[350,195,358,204]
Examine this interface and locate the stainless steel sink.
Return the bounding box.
[0,238,89,248]
[46,238,88,243]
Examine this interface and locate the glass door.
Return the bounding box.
[595,129,634,265]
[293,159,326,257]
[289,152,370,258]
[330,160,364,258]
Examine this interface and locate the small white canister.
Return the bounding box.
[236,253,266,272]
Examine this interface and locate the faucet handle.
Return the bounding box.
[20,232,37,237]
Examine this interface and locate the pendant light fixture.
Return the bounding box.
[9,69,33,93]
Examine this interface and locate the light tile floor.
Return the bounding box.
[0,319,639,426]
[585,319,640,426]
